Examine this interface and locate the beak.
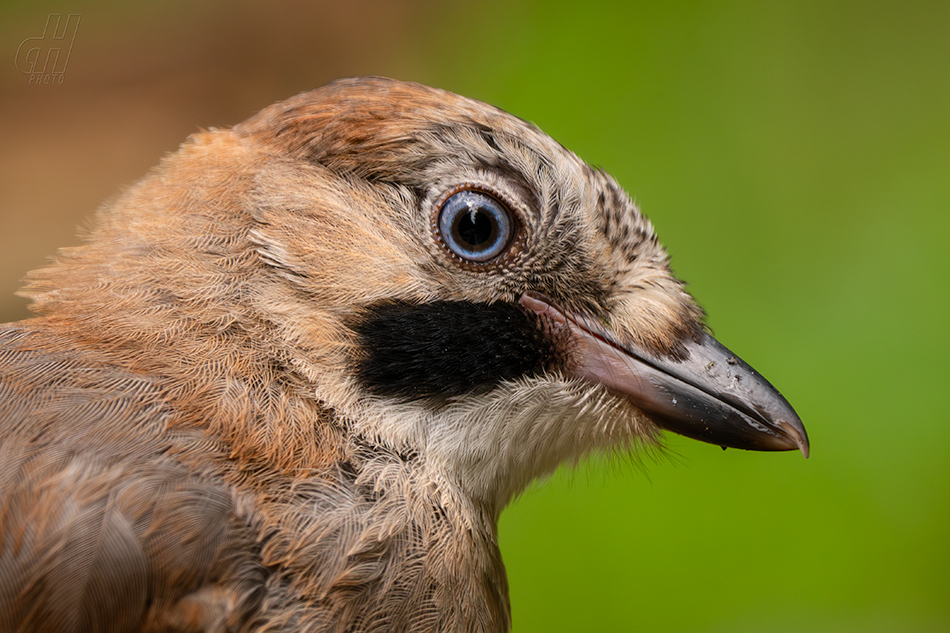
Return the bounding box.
[520,292,809,457]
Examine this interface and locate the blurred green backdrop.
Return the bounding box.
[1,1,947,631]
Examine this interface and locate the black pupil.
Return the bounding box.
[457,209,494,246]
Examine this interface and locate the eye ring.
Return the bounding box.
[435,187,515,263]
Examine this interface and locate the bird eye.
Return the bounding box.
[437,189,513,263]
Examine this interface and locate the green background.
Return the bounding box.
[2,1,947,630]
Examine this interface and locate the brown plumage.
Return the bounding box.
[0,77,807,632]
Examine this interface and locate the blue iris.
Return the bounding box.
[438,190,512,263]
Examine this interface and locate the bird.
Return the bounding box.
[0,77,808,633]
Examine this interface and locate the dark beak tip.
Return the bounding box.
[798,434,810,459]
[772,418,810,458]
[795,429,811,459]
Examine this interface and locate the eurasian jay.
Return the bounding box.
[0,77,807,632]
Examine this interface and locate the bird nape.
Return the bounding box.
[0,77,808,633]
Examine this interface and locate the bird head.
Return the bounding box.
[228,77,808,510]
[24,77,807,514]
